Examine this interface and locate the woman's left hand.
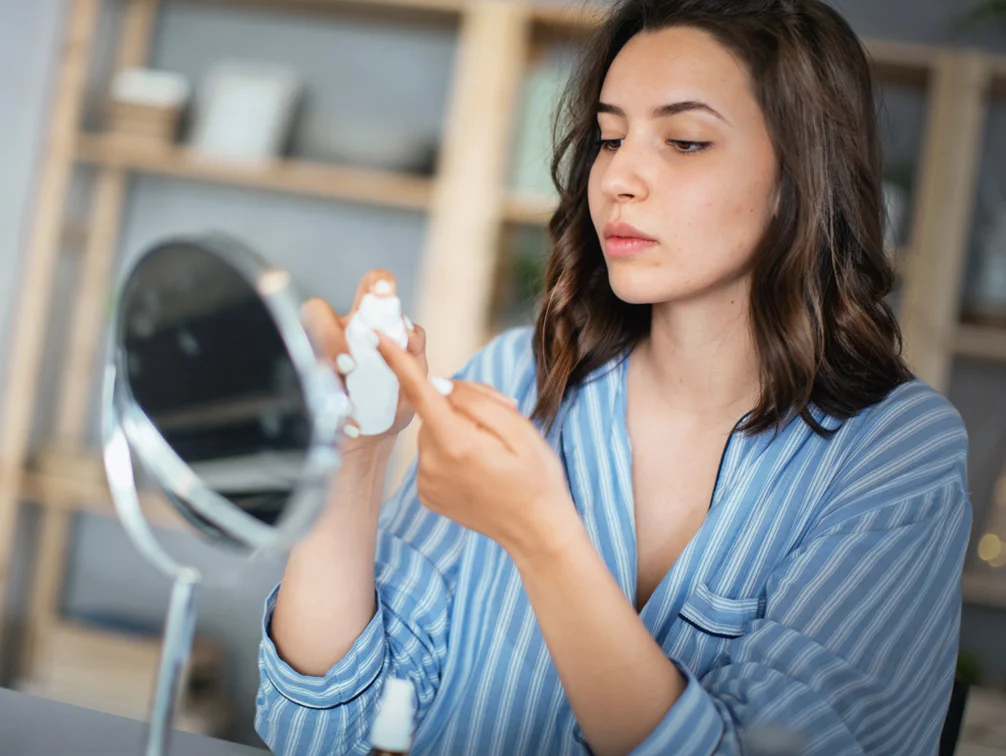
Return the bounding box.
[376,333,578,563]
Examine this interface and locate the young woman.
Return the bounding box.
[256,1,972,753]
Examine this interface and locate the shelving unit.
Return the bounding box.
[957,324,1006,364]
[75,133,436,211]
[0,0,1005,725]
[502,191,558,226]
[963,572,1006,611]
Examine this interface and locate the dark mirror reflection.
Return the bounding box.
[118,240,311,539]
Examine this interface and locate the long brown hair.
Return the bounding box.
[532,0,911,435]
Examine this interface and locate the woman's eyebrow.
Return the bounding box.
[597,100,731,125]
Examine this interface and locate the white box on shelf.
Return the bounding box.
[108,67,190,144]
[189,61,303,164]
[111,67,191,109]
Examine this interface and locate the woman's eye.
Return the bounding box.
[669,140,710,154]
[597,138,622,152]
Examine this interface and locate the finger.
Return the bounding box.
[459,380,518,409]
[446,382,527,450]
[351,269,396,315]
[406,322,426,358]
[452,378,519,408]
[375,332,461,440]
[301,298,348,364]
[334,353,356,376]
[341,419,361,439]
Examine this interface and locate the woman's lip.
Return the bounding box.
[604,236,658,258]
[603,221,656,241]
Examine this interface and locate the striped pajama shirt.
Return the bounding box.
[255,326,971,755]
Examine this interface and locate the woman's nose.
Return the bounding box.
[599,140,649,202]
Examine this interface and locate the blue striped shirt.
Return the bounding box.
[255,327,972,755]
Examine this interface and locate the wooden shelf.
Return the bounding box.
[963,571,1006,610]
[18,617,228,735]
[184,0,465,24]
[75,134,436,213]
[20,472,186,532]
[529,2,603,35]
[21,444,187,532]
[502,190,556,226]
[865,39,938,87]
[956,324,1006,364]
[526,5,1006,90]
[991,55,1006,98]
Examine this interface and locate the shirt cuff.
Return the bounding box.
[629,661,725,756]
[259,583,387,709]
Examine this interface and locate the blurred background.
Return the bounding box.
[0,0,1004,751]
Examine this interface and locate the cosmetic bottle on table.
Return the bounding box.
[368,677,416,756]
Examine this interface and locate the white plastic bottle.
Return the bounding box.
[368,677,416,756]
[344,292,410,435]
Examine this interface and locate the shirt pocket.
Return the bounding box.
[678,581,766,638]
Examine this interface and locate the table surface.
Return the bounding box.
[0,687,268,756]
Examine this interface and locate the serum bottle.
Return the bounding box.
[369,677,416,756]
[344,290,410,435]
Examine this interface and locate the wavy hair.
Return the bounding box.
[532,0,911,434]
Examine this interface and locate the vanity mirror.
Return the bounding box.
[101,233,350,755]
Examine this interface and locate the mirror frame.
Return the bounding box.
[103,232,349,563]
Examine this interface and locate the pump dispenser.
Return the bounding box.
[369,677,416,755]
[344,291,410,435]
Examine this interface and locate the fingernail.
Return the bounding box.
[335,354,356,374]
[430,376,453,396]
[362,328,379,348]
[404,315,414,332]
[372,279,393,296]
[343,423,360,438]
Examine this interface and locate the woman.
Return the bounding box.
[256,0,972,753]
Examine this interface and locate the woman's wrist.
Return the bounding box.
[505,497,588,575]
[311,436,394,528]
[340,434,396,463]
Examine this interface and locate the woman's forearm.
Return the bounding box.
[512,510,686,756]
[270,439,394,676]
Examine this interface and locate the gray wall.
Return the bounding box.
[0,0,1004,748]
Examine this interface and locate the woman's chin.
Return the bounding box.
[607,269,674,305]
[608,266,748,308]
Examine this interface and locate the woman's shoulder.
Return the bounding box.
[824,378,969,502]
[453,326,538,401]
[844,378,967,454]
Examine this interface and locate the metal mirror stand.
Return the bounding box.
[102,362,203,756]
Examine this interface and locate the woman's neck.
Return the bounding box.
[636,280,760,421]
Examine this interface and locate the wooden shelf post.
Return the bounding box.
[898,52,992,392]
[18,0,162,687]
[0,0,103,678]
[393,0,532,481]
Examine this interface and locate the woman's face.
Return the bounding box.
[588,26,779,307]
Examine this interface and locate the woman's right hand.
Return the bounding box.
[301,269,428,455]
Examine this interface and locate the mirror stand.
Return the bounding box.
[146,569,200,756]
[103,362,202,756]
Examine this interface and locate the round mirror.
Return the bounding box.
[105,232,348,557]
